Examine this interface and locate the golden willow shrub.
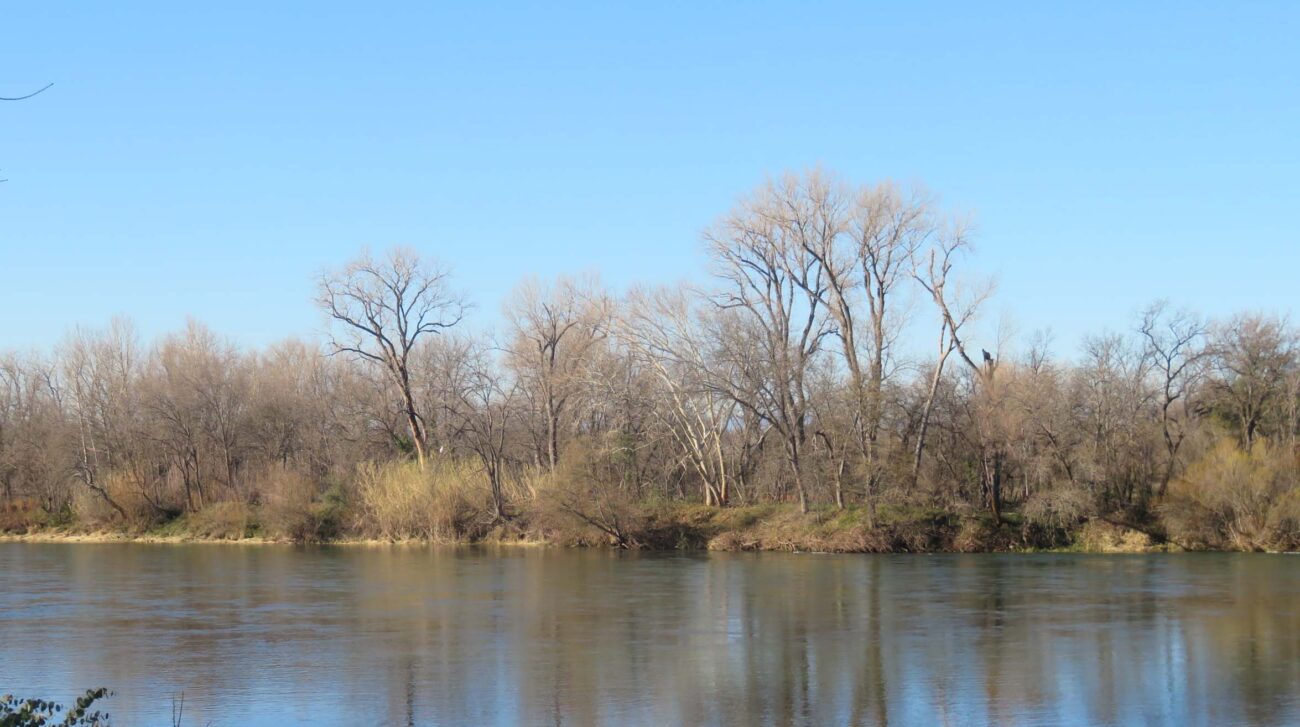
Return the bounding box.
[1163,439,1300,551]
[355,460,491,541]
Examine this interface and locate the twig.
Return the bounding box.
[0,82,53,101]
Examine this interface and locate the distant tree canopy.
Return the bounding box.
[2,169,1297,550]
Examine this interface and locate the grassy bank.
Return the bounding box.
[0,499,1179,553]
[7,446,1296,554]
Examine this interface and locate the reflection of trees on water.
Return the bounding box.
[0,547,1296,725]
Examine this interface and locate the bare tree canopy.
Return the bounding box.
[317,247,467,469]
[1,169,1297,554]
[504,274,609,472]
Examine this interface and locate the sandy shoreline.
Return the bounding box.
[0,530,550,548]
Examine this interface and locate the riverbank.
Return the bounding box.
[0,502,1181,553]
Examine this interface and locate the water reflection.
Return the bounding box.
[0,545,1296,726]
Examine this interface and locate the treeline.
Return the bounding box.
[2,170,1298,550]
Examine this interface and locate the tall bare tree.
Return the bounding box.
[844,182,934,515]
[318,248,466,470]
[504,275,608,472]
[707,173,833,514]
[910,228,990,490]
[5,170,1299,552]
[62,325,138,518]
[1138,301,1208,495]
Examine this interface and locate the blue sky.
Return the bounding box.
[2,2,1297,356]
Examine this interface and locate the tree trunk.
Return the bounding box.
[912,349,951,486]
[790,444,809,515]
[545,391,559,472]
[983,449,1003,524]
[398,372,427,470]
[82,471,129,522]
[407,409,427,470]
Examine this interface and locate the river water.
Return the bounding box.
[0,544,1296,726]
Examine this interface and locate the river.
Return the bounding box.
[0,543,1296,726]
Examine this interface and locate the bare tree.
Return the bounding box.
[1074,332,1155,508]
[318,248,467,470]
[62,328,135,519]
[707,173,833,514]
[1012,332,1082,499]
[6,168,1300,552]
[620,286,738,506]
[1138,301,1208,495]
[1,353,73,511]
[910,227,990,490]
[1208,313,1297,450]
[504,275,608,472]
[844,182,934,515]
[435,335,518,521]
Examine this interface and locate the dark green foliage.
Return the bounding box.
[0,688,112,727]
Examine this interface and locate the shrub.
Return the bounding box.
[0,688,112,726]
[532,442,649,548]
[186,502,256,540]
[1075,519,1156,552]
[0,499,49,533]
[355,460,491,541]
[258,466,346,543]
[1022,485,1093,530]
[1163,439,1300,551]
[356,461,429,539]
[68,471,171,528]
[426,462,489,540]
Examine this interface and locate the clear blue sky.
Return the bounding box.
[2,2,1297,355]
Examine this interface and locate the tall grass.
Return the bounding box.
[355,459,492,541]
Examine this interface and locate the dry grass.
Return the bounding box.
[355,459,494,541]
[0,498,50,533]
[20,447,1292,553]
[525,499,973,553]
[183,501,255,540]
[1074,519,1158,553]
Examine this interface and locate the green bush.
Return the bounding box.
[0,688,112,727]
